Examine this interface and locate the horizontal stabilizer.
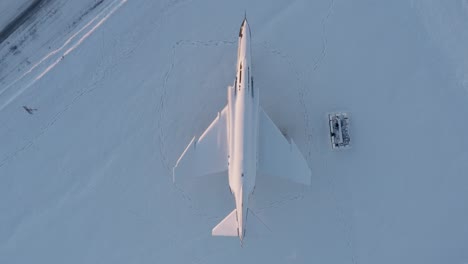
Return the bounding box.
[212,209,238,237]
[245,209,272,238]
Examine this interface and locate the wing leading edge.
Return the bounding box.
[257,108,311,185]
[173,105,229,182]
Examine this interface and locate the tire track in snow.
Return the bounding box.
[157,38,235,171]
[319,2,359,263]
[0,0,104,84]
[325,161,359,264]
[254,193,304,214]
[313,0,334,72]
[0,0,128,169]
[0,0,192,175]
[1,0,193,246]
[156,38,238,174]
[157,39,236,221]
[313,2,359,262]
[156,41,176,174]
[261,3,359,262]
[258,40,314,173]
[0,2,160,245]
[0,0,128,111]
[123,0,196,174]
[258,0,335,165]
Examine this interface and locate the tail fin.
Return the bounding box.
[212,209,238,237]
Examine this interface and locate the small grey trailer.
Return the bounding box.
[329,112,351,149]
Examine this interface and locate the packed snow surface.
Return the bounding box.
[1,0,467,263]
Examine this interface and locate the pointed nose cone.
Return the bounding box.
[238,17,251,61]
[239,19,246,38]
[239,14,251,37]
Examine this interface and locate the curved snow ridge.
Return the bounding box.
[0,0,128,112]
[156,38,237,174]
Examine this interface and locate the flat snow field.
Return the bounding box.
[1,0,468,263]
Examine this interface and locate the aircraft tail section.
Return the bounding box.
[212,209,238,237]
[245,209,272,238]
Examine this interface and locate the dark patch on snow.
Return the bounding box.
[9,45,20,55]
[0,0,55,78]
[23,106,38,115]
[0,0,52,44]
[70,0,104,28]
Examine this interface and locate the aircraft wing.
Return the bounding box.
[257,108,311,185]
[173,105,229,182]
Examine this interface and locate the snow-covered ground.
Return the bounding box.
[1,0,467,263]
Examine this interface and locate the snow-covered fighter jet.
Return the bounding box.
[173,17,311,242]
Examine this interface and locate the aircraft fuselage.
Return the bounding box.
[227,18,258,241]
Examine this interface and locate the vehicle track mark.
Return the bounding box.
[254,193,304,214]
[0,0,128,107]
[156,39,237,174]
[157,39,236,220]
[258,40,314,169]
[320,3,359,262]
[0,0,128,169]
[0,0,108,83]
[313,0,334,72]
[258,0,334,165]
[259,3,360,262]
[315,2,359,262]
[325,162,359,264]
